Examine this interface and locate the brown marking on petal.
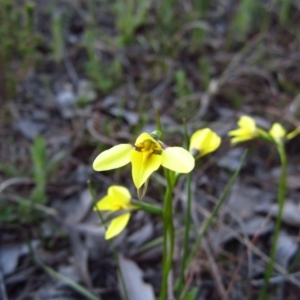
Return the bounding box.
[134,139,162,163]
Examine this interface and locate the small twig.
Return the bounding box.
[86,118,119,146]
[194,203,300,289]
[252,271,300,287]
[189,186,226,299]
[6,193,57,216]
[202,237,227,299]
[0,177,33,194]
[224,212,272,300]
[219,33,265,86]
[63,51,80,92]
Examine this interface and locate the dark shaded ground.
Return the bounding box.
[1,0,300,299]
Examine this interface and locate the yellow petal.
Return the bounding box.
[107,185,131,204]
[228,116,258,144]
[93,144,132,171]
[105,213,131,239]
[131,150,162,189]
[228,128,255,143]
[94,195,119,211]
[269,123,286,143]
[94,185,132,211]
[135,132,160,146]
[229,135,251,144]
[238,116,256,131]
[161,147,195,173]
[228,128,243,137]
[190,128,221,157]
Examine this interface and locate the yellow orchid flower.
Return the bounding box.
[228,116,258,144]
[94,185,136,239]
[269,123,286,144]
[189,128,221,158]
[93,132,195,189]
[269,123,300,144]
[228,115,271,144]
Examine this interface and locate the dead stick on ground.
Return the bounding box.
[224,212,272,300]
[194,203,300,289]
[0,177,33,194]
[191,200,227,299]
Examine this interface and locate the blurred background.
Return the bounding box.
[1,0,300,299]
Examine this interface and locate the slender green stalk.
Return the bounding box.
[159,171,175,300]
[175,118,192,294]
[177,172,192,294]
[88,181,130,300]
[258,142,287,300]
[131,199,163,215]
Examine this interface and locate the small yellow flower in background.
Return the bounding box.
[189,128,221,158]
[93,132,195,189]
[269,123,286,144]
[228,116,258,144]
[228,115,300,145]
[269,123,300,144]
[94,186,136,239]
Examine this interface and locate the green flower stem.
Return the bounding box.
[258,128,274,143]
[131,199,163,214]
[259,142,287,300]
[176,172,192,295]
[87,181,130,300]
[159,170,175,300]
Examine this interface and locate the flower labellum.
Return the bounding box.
[93,132,195,189]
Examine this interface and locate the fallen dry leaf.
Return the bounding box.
[255,201,300,226]
[118,254,155,300]
[65,189,93,224]
[0,241,39,276]
[275,231,298,269]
